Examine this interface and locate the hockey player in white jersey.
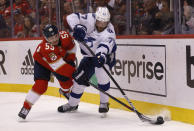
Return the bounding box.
[58,7,117,114]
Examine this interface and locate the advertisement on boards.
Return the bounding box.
[186,45,194,88]
[0,49,7,75]
[0,43,12,83]
[1,39,194,110]
[110,44,166,97]
[0,41,40,84]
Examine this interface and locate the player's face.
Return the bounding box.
[95,20,109,32]
[46,34,60,46]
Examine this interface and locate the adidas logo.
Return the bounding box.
[21,49,34,75]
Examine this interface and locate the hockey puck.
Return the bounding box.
[156,116,164,125]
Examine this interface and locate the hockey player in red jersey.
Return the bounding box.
[18,24,76,120]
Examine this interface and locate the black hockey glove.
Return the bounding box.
[73,24,87,42]
[93,52,106,68]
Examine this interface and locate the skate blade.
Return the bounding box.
[17,117,27,122]
[69,110,78,113]
[100,113,107,118]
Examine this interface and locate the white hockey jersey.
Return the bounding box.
[66,13,117,58]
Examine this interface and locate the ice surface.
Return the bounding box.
[0,92,194,131]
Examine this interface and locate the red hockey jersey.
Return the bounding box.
[33,31,76,78]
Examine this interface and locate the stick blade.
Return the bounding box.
[141,115,165,125]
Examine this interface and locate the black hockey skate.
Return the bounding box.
[58,103,78,113]
[99,103,109,118]
[59,88,70,100]
[99,103,109,113]
[18,106,31,119]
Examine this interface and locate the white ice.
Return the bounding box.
[0,92,194,131]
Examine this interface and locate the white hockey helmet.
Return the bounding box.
[95,7,110,22]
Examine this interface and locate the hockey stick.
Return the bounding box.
[80,41,164,125]
[88,81,164,124]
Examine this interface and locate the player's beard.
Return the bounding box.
[96,26,106,32]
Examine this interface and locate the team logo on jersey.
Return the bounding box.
[0,50,7,75]
[49,52,57,61]
[186,46,194,88]
[21,49,34,75]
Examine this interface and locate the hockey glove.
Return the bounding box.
[73,24,87,42]
[93,52,106,68]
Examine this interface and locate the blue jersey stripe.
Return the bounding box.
[70,92,83,99]
[111,44,117,53]
[98,82,110,91]
[74,13,80,19]
[97,44,110,54]
[92,13,96,19]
